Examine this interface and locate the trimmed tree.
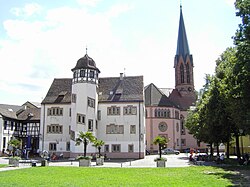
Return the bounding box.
[75,131,95,158]
[153,136,168,159]
[92,139,105,158]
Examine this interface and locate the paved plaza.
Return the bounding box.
[0,153,191,171]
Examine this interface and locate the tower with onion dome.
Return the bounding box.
[70,50,100,155]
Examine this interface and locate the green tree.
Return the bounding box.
[92,139,105,158]
[153,136,168,159]
[233,0,250,134]
[8,139,21,157]
[75,131,96,157]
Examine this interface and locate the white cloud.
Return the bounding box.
[76,0,102,7]
[10,3,42,17]
[0,4,130,104]
[106,4,134,18]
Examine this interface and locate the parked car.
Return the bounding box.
[162,148,180,155]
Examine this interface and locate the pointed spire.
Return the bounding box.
[176,5,190,56]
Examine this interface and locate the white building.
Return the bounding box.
[40,53,145,158]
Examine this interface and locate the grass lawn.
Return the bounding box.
[0,164,8,168]
[0,166,237,187]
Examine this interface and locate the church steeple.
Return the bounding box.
[176,5,190,57]
[174,5,195,98]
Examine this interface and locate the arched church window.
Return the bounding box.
[180,64,184,83]
[167,109,171,118]
[154,109,158,117]
[186,63,190,83]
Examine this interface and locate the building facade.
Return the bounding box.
[145,6,206,153]
[0,102,40,156]
[40,54,145,159]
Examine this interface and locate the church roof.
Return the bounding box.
[41,78,72,104]
[145,83,178,108]
[99,75,144,102]
[176,6,190,57]
[71,54,100,72]
[169,89,196,110]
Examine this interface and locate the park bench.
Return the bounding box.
[195,161,205,165]
[68,158,76,165]
[19,160,37,167]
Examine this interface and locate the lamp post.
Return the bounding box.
[239,129,244,156]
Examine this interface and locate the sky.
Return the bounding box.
[0,0,240,105]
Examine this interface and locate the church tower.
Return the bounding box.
[70,50,100,155]
[174,5,195,99]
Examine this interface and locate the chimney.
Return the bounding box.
[120,73,123,80]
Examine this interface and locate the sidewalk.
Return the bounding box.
[0,154,191,171]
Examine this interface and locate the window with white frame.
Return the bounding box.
[112,144,121,152]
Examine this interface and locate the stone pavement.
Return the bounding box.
[0,153,191,171]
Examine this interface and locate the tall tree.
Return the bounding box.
[233,0,250,134]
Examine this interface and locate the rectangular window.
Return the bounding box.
[80,69,85,77]
[66,142,70,151]
[107,106,120,115]
[70,130,75,140]
[112,144,121,152]
[47,107,63,116]
[130,125,136,134]
[77,113,85,124]
[97,110,101,120]
[89,70,94,78]
[47,124,63,134]
[4,121,7,130]
[106,124,124,134]
[177,139,179,146]
[104,145,109,152]
[69,108,71,117]
[88,120,93,131]
[72,94,77,103]
[124,106,137,115]
[49,143,57,151]
[181,139,186,146]
[87,97,95,108]
[3,137,6,148]
[128,144,134,152]
[11,122,14,131]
